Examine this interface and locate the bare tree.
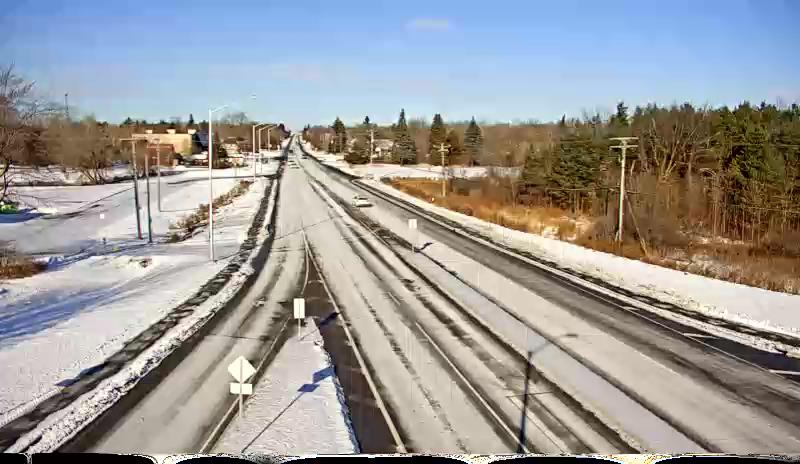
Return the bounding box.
[0,65,52,201]
[220,111,249,126]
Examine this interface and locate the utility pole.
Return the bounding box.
[609,137,638,242]
[369,128,374,165]
[438,142,451,197]
[64,93,69,120]
[208,104,228,262]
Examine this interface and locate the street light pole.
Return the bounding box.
[120,138,143,240]
[208,104,228,262]
[258,124,275,175]
[252,122,270,181]
[154,138,162,212]
[144,140,153,243]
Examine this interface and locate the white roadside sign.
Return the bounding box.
[408,218,418,251]
[293,298,306,319]
[228,356,256,383]
[228,356,255,418]
[229,383,253,395]
[294,298,305,339]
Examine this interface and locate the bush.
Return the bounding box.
[169,180,253,241]
[0,244,47,279]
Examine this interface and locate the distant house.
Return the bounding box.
[194,132,209,152]
[373,139,394,159]
[133,129,197,156]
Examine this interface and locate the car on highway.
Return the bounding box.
[351,195,372,207]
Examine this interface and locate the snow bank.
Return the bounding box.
[213,319,357,454]
[364,180,800,350]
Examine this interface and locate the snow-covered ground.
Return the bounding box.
[4,164,136,186]
[213,319,357,454]
[365,179,800,348]
[2,163,274,255]
[0,162,277,417]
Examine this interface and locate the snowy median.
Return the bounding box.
[0,163,281,451]
[212,318,357,454]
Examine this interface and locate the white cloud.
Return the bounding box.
[406,18,452,32]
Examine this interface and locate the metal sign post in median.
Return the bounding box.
[228,356,256,419]
[294,298,306,339]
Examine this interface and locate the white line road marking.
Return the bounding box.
[769,370,800,376]
[682,333,717,339]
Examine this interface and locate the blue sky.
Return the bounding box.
[2,0,799,130]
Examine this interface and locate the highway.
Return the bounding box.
[56,137,800,454]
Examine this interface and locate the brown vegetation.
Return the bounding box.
[391,177,800,294]
[168,180,253,241]
[0,244,47,279]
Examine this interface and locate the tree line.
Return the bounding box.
[0,66,285,200]
[304,101,800,250]
[303,109,486,166]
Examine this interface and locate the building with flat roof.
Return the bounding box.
[132,129,197,156]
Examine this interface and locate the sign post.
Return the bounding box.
[293,298,306,339]
[408,218,418,252]
[228,356,256,419]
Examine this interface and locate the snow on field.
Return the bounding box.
[1,163,274,255]
[7,169,281,453]
[0,163,278,417]
[213,319,357,454]
[366,179,800,345]
[4,164,136,187]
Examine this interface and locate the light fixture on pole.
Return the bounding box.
[258,124,276,174]
[208,104,228,262]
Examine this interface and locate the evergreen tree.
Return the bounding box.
[428,114,447,162]
[546,136,602,208]
[331,117,347,153]
[520,144,550,193]
[463,117,484,166]
[122,117,134,125]
[558,115,567,128]
[445,130,463,163]
[611,101,629,126]
[345,139,370,164]
[188,114,195,126]
[392,109,417,164]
